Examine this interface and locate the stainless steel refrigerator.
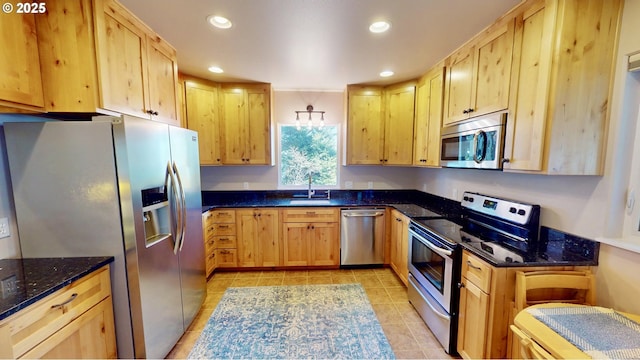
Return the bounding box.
[4,115,206,359]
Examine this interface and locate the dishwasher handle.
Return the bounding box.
[342,211,385,218]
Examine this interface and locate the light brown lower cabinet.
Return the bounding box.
[281,208,340,267]
[0,265,116,359]
[389,209,410,285]
[457,250,592,359]
[237,208,280,267]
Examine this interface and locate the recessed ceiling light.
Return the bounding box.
[207,15,232,29]
[208,66,224,73]
[369,21,391,33]
[379,70,394,77]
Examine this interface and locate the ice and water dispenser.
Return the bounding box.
[141,186,172,247]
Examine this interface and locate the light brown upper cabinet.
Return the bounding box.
[184,77,221,165]
[346,86,385,164]
[347,82,416,165]
[220,83,272,165]
[0,3,44,111]
[443,18,515,125]
[414,63,445,167]
[503,0,622,174]
[34,0,179,126]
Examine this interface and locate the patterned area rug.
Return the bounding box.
[188,284,395,359]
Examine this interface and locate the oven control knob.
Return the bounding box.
[509,207,517,213]
[463,196,469,201]
[517,209,526,216]
[468,197,474,203]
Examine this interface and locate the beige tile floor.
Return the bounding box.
[167,268,458,359]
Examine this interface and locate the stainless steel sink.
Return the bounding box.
[288,199,332,205]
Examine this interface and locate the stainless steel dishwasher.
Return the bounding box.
[340,208,386,266]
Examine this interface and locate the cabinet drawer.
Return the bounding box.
[209,210,236,223]
[282,208,339,223]
[462,252,492,293]
[205,237,216,253]
[205,250,216,276]
[216,249,238,267]
[215,235,236,249]
[212,223,236,236]
[204,223,216,240]
[0,266,111,359]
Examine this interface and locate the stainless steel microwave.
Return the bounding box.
[439,112,507,169]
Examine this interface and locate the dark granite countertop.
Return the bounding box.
[0,256,114,321]
[461,226,599,268]
[201,189,464,219]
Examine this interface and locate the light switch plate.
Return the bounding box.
[0,218,9,239]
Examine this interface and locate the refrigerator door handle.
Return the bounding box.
[172,161,187,251]
[165,161,182,255]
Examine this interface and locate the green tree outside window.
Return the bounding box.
[280,125,338,187]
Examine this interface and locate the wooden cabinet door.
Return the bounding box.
[256,209,280,267]
[426,67,445,166]
[503,2,549,172]
[246,86,271,165]
[309,222,339,266]
[22,297,117,359]
[347,86,385,164]
[384,84,415,165]
[236,209,258,267]
[220,84,271,165]
[220,88,247,164]
[146,36,179,125]
[96,0,148,119]
[389,210,409,285]
[471,19,515,118]
[413,77,430,165]
[414,65,445,167]
[282,223,310,266]
[0,6,44,108]
[457,277,490,359]
[185,81,221,165]
[444,45,475,125]
[237,209,279,267]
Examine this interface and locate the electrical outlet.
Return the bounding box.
[0,218,9,239]
[243,182,249,190]
[345,181,353,189]
[367,181,373,189]
[1,275,17,299]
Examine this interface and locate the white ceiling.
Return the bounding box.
[119,0,522,91]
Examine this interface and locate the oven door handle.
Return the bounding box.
[409,275,451,320]
[410,230,453,257]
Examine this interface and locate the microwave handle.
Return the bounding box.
[473,130,487,163]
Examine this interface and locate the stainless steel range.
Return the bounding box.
[407,192,540,355]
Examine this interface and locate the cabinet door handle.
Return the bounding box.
[51,293,78,309]
[466,260,482,271]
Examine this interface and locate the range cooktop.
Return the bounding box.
[412,217,528,263]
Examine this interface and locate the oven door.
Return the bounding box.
[408,227,454,313]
